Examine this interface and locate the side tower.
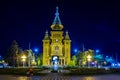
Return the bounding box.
[64,31,71,65]
[42,31,50,66]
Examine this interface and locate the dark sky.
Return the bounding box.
[0,0,120,61]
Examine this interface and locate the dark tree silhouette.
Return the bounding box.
[7,40,19,67]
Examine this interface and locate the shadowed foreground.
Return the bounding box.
[0,74,120,80]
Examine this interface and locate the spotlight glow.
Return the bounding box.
[74,49,78,52]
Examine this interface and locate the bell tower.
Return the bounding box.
[42,7,71,67]
[42,30,50,66]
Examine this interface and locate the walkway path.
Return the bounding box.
[0,73,120,80]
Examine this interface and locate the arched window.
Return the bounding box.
[55,46,59,50]
[55,46,59,54]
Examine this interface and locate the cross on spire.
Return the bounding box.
[53,6,62,25]
[51,6,63,30]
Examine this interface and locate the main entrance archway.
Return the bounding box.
[52,56,59,71]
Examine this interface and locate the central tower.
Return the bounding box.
[42,7,71,67]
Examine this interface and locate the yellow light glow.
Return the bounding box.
[95,61,97,63]
[87,55,92,59]
[32,60,35,62]
[22,58,26,62]
[21,55,27,62]
[2,60,5,63]
[21,55,27,59]
[83,77,96,80]
[104,61,106,64]
[87,55,92,62]
[87,58,91,61]
[83,61,86,65]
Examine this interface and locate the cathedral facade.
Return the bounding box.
[42,7,71,67]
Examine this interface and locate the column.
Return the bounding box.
[64,59,65,65]
[47,59,49,65]
[59,59,61,65]
[62,59,64,66]
[61,59,62,65]
[49,59,51,66]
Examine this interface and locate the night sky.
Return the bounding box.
[0,0,120,61]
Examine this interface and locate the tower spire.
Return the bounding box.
[53,6,61,25]
[43,30,49,40]
[65,30,70,40]
[51,6,64,30]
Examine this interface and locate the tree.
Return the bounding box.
[26,49,36,67]
[84,49,94,61]
[75,49,94,67]
[94,54,104,63]
[67,60,75,67]
[105,56,114,65]
[17,48,24,66]
[37,53,43,66]
[72,55,77,65]
[7,40,19,67]
[76,51,84,66]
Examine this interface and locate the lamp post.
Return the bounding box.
[87,55,92,68]
[95,60,97,68]
[34,48,39,66]
[21,55,27,68]
[34,48,38,59]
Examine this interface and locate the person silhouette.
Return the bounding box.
[26,67,33,80]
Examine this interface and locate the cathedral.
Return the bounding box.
[42,7,71,67]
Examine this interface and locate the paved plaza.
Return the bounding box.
[0,73,120,80]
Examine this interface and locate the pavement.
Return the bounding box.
[38,69,71,73]
[0,69,120,80]
[1,74,120,80]
[0,75,26,80]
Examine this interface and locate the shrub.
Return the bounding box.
[0,68,47,75]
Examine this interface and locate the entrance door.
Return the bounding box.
[52,56,59,71]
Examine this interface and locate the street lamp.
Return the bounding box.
[74,49,78,53]
[21,55,27,68]
[87,55,92,68]
[95,60,97,68]
[34,48,39,53]
[34,48,39,66]
[34,48,39,57]
[96,49,100,53]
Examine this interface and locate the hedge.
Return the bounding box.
[0,68,47,75]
